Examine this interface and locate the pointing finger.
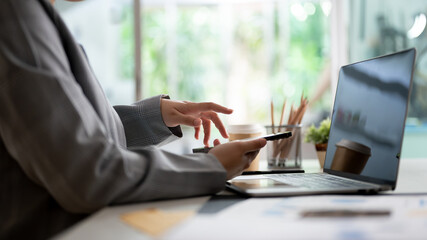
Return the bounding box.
[194,126,200,140]
[200,112,229,138]
[202,118,211,147]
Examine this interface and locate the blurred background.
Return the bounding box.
[54,0,427,159]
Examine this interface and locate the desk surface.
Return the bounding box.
[56,158,427,240]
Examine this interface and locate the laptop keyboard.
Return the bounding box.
[269,173,377,190]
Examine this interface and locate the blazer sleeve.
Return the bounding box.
[0,0,226,214]
[113,95,184,148]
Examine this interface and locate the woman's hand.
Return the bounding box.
[209,138,267,180]
[161,99,233,146]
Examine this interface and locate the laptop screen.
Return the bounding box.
[323,49,415,186]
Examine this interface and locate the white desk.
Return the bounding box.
[56,158,427,240]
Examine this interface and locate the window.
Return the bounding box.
[56,0,331,124]
[56,0,332,150]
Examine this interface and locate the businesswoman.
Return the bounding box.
[0,0,266,239]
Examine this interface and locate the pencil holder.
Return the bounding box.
[265,125,302,169]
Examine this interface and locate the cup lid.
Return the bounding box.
[228,124,263,134]
[335,139,371,156]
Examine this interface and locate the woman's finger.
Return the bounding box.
[194,126,200,140]
[202,117,211,147]
[201,112,229,138]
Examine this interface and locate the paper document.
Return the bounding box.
[167,195,427,240]
[121,208,194,237]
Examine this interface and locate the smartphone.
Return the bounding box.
[260,131,292,141]
[192,131,292,153]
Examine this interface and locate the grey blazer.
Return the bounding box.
[0,0,226,239]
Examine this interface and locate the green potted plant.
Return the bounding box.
[304,118,331,168]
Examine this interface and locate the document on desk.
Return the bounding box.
[166,195,427,240]
[121,208,194,237]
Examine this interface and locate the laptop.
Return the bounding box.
[227,48,416,197]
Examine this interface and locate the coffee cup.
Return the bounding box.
[331,139,371,174]
[228,124,264,171]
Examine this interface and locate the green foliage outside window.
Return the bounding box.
[119,2,330,122]
[142,8,169,97]
[176,7,222,102]
[272,3,329,109]
[119,6,134,82]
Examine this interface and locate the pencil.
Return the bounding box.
[270,100,275,134]
[278,99,286,132]
[288,104,294,125]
